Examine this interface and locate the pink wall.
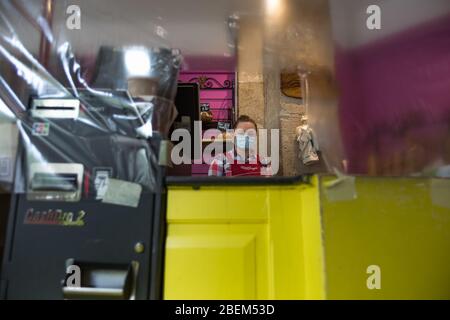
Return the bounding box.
[335,13,450,175]
[178,71,236,176]
[181,55,236,73]
[178,71,235,122]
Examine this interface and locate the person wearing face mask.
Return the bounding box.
[208,115,272,177]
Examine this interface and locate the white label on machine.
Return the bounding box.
[102,179,142,208]
[93,168,112,200]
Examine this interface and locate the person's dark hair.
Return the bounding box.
[234,115,258,130]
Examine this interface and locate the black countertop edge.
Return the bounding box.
[165,175,311,187]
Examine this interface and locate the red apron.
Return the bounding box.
[230,157,262,176]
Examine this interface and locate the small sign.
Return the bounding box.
[200,103,210,112]
[102,179,142,208]
[32,122,50,136]
[217,122,231,131]
[93,167,113,200]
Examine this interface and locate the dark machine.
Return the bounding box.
[0,92,166,299]
[0,46,181,300]
[172,83,200,159]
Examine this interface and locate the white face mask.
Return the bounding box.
[236,134,256,150]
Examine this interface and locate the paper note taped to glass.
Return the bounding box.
[102,179,142,208]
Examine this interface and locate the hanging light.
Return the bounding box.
[266,0,281,16]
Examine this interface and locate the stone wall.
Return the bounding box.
[237,0,336,176]
[237,17,265,130]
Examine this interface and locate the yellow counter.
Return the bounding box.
[164,176,450,299]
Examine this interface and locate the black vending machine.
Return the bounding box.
[0,90,167,299]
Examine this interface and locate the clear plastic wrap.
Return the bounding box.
[322,1,450,178]
[1,0,449,191]
[0,0,181,195]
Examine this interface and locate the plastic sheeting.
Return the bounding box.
[0,0,181,194]
[1,0,450,191]
[322,0,450,178]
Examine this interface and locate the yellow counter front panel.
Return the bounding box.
[321,177,450,299]
[164,176,450,299]
[164,180,325,299]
